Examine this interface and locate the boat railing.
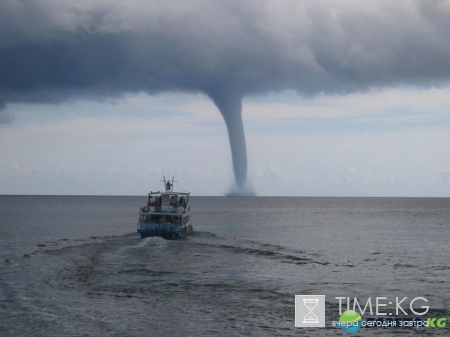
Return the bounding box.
[160,205,177,212]
[140,204,187,214]
[141,202,188,211]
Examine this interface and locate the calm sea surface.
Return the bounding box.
[0,196,449,336]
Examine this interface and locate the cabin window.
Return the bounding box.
[150,214,161,223]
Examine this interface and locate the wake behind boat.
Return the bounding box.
[137,176,193,240]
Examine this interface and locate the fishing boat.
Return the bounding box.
[137,176,193,239]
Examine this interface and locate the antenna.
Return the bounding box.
[161,174,177,192]
[161,175,167,191]
[171,176,178,192]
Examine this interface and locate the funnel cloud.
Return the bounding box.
[208,91,247,190]
[1,1,450,192]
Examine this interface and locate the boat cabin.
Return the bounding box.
[145,191,190,212]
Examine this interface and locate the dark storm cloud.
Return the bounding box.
[1,0,449,187]
[2,0,450,105]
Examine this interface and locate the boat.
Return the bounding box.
[137,176,193,239]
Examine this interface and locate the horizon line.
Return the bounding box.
[0,194,449,199]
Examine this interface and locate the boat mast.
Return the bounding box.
[161,175,177,192]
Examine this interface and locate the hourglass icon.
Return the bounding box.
[302,298,319,323]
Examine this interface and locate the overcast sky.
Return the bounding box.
[1,0,449,196]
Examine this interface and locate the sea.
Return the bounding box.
[0,196,449,336]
